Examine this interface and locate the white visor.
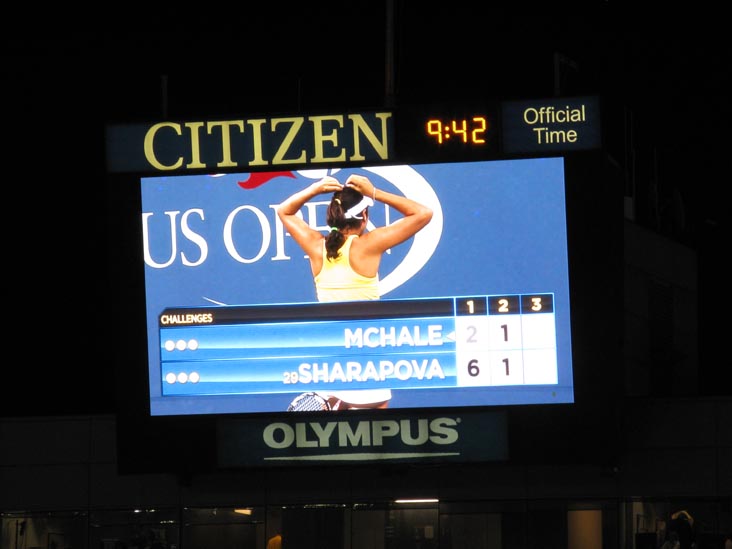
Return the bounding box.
[343,196,374,220]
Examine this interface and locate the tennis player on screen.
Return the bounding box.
[277,173,433,410]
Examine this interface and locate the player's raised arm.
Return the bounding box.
[345,174,433,254]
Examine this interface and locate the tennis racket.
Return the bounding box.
[287,392,332,412]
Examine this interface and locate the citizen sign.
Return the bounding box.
[106,111,394,173]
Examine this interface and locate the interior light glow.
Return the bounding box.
[394,498,439,504]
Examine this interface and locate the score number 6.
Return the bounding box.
[467,358,510,377]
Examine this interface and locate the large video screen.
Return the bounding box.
[141,158,573,416]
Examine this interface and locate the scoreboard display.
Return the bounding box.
[141,157,574,416]
[158,292,560,412]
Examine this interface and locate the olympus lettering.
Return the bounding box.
[262,417,459,449]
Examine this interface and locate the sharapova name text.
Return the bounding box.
[293,358,446,385]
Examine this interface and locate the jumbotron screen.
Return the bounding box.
[140,157,574,416]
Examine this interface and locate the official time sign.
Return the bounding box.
[501,96,601,153]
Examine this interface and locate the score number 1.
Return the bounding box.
[426,116,488,144]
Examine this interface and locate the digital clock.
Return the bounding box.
[426,116,489,145]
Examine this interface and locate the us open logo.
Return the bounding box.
[142,165,444,303]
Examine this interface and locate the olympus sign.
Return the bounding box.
[263,417,460,449]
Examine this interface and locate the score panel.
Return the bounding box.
[141,158,574,417]
[158,294,560,414]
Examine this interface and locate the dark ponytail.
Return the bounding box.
[325,186,366,260]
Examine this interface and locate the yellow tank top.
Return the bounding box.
[314,235,380,302]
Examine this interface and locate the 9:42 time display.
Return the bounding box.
[426,116,489,145]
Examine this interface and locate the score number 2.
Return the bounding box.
[426,117,488,144]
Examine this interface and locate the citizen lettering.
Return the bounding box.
[142,112,394,172]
